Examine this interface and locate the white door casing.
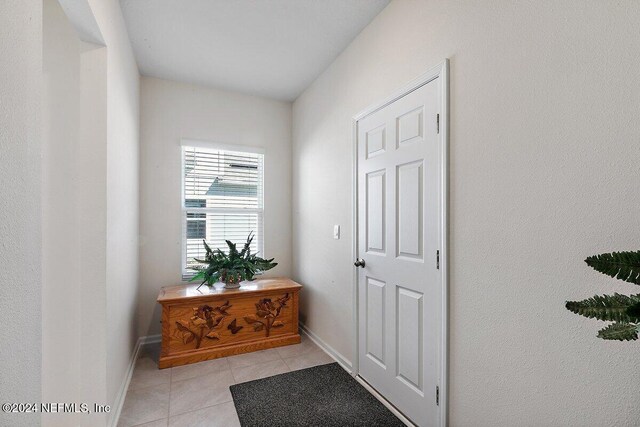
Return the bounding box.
[353,60,448,427]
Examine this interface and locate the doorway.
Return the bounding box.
[353,60,448,427]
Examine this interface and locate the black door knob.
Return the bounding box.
[354,258,365,268]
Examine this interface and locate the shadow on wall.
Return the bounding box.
[143,303,164,339]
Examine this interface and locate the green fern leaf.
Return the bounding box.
[240,231,254,258]
[627,302,640,320]
[202,239,213,255]
[225,240,239,258]
[189,270,205,282]
[565,293,640,322]
[596,323,638,341]
[585,251,640,285]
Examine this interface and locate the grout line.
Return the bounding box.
[127,379,171,393]
[164,375,171,422]
[231,357,289,383]
[167,365,173,421]
[171,393,235,417]
[130,416,167,427]
[170,367,235,385]
[167,399,236,423]
[229,363,238,383]
[281,356,292,371]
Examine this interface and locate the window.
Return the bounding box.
[182,143,264,279]
[185,199,206,239]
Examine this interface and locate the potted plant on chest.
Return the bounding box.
[190,232,277,289]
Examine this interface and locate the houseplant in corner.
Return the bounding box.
[565,251,640,340]
[189,232,277,289]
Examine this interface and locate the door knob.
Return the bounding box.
[354,258,366,268]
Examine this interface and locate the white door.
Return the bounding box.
[356,73,445,426]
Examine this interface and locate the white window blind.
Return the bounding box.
[182,144,264,279]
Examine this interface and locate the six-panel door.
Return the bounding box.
[357,79,442,426]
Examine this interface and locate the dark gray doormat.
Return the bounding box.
[230,362,405,427]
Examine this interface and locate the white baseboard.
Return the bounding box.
[109,334,162,427]
[299,323,414,427]
[142,334,162,345]
[299,322,352,372]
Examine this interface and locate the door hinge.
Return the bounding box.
[436,385,439,406]
[436,250,440,269]
[436,113,440,134]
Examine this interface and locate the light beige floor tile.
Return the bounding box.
[226,348,281,369]
[168,402,240,427]
[276,334,322,359]
[169,369,234,416]
[171,357,229,383]
[131,419,168,427]
[283,350,334,371]
[129,356,171,391]
[118,383,170,427]
[231,358,290,384]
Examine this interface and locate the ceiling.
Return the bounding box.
[120,0,390,101]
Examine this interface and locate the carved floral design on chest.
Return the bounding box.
[174,301,231,349]
[244,293,290,337]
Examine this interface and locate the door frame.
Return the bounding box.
[351,59,449,427]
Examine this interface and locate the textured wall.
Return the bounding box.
[292,1,640,425]
[138,76,292,337]
[42,2,107,425]
[84,0,142,420]
[42,1,140,424]
[0,1,42,426]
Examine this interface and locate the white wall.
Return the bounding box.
[41,1,139,425]
[292,1,640,425]
[86,0,141,417]
[138,76,292,337]
[0,1,42,426]
[43,1,108,425]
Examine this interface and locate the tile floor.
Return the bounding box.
[118,334,334,427]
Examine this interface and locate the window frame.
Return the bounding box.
[180,139,265,280]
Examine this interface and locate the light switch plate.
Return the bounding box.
[333,225,340,239]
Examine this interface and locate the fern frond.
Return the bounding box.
[627,302,640,320]
[202,239,213,255]
[565,293,640,322]
[597,323,638,341]
[585,251,640,285]
[240,231,254,258]
[189,270,206,282]
[225,240,239,258]
[195,234,277,287]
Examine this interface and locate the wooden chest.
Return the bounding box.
[157,277,301,368]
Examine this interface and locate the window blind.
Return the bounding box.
[182,145,264,278]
